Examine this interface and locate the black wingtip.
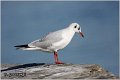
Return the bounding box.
[14,44,29,48]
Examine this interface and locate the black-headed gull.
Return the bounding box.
[15,23,84,64]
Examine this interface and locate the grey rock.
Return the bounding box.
[1,63,118,79]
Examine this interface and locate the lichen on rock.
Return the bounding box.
[1,63,118,79]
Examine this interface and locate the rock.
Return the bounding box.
[1,63,118,79]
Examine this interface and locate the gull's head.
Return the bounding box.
[69,23,84,37]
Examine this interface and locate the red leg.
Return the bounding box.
[54,51,64,64]
[54,52,57,62]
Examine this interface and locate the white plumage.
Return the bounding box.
[15,23,84,64]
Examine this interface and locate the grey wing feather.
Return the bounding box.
[28,30,63,49]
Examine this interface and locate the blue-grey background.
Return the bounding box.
[1,1,119,76]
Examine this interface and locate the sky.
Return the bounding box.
[1,1,119,76]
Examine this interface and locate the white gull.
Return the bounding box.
[15,23,84,64]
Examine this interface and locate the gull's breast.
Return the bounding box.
[48,30,75,51]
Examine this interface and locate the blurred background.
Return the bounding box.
[1,1,119,76]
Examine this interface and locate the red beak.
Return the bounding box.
[79,32,84,38]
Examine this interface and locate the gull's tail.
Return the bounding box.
[14,44,30,50]
[14,44,41,50]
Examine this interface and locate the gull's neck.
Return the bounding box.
[66,26,75,34]
[63,27,75,40]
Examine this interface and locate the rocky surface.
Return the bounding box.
[1,63,118,79]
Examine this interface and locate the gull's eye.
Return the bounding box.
[78,27,80,30]
[74,25,77,28]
